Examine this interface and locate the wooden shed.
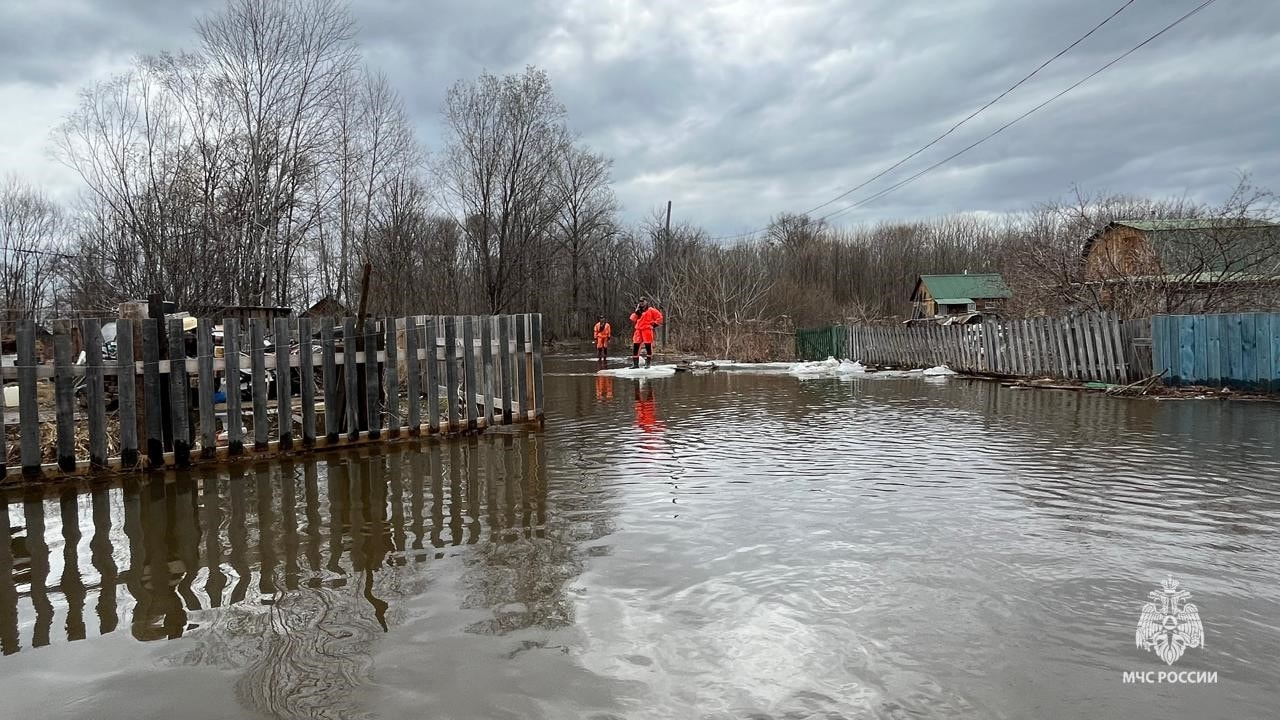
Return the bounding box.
[910,273,1011,321]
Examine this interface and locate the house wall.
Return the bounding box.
[1084,227,1162,280]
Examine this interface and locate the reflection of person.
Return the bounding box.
[595,374,614,400]
[593,316,612,363]
[634,382,658,432]
[629,298,664,369]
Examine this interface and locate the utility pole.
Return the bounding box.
[662,200,671,351]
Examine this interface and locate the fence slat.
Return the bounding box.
[425,317,441,433]
[463,315,477,432]
[16,321,41,475]
[1098,313,1119,384]
[1108,313,1129,383]
[116,319,138,467]
[498,316,513,424]
[481,316,495,426]
[444,316,459,432]
[273,317,294,449]
[196,319,217,458]
[321,319,338,443]
[343,318,360,441]
[364,318,382,440]
[385,319,400,437]
[299,317,316,446]
[168,318,191,468]
[405,318,421,433]
[516,315,531,419]
[53,329,76,473]
[1255,314,1273,391]
[141,319,164,467]
[223,318,244,455]
[250,319,269,450]
[532,314,545,419]
[78,319,109,469]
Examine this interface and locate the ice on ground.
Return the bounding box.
[922,365,958,376]
[598,364,678,378]
[786,357,867,376]
[691,360,795,372]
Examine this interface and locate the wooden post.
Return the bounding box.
[54,325,76,473]
[321,319,339,443]
[275,317,294,450]
[223,318,244,455]
[250,319,269,451]
[363,318,381,440]
[141,318,164,468]
[406,318,422,434]
[81,319,109,469]
[462,315,477,432]
[168,318,192,468]
[300,317,316,447]
[116,319,138,467]
[425,317,440,434]
[444,316,459,432]
[385,318,400,437]
[196,319,217,459]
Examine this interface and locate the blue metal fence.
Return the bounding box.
[1152,313,1280,390]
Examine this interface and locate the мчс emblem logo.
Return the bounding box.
[1135,576,1204,665]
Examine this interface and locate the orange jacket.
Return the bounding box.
[593,321,612,342]
[629,307,663,331]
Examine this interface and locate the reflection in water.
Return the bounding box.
[595,374,613,400]
[1,434,549,719]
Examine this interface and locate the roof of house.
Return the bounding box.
[1088,218,1280,276]
[914,274,1011,301]
[1113,218,1276,232]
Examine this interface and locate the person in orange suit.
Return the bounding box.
[592,316,612,364]
[629,298,664,368]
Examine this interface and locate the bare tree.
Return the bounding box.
[0,178,67,322]
[440,67,569,313]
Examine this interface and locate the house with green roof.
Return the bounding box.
[1082,218,1280,313]
[909,273,1011,322]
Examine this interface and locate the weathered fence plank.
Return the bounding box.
[343,318,360,441]
[116,319,138,467]
[384,319,400,437]
[463,316,477,432]
[425,317,441,433]
[321,319,338,443]
[167,318,192,468]
[250,319,269,450]
[275,317,294,450]
[223,319,244,455]
[299,317,316,446]
[499,315,513,424]
[196,319,217,458]
[405,319,421,433]
[532,314,545,419]
[141,319,164,468]
[363,318,381,439]
[53,329,76,473]
[481,316,495,426]
[444,316,459,432]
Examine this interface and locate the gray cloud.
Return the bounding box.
[2,0,1277,234]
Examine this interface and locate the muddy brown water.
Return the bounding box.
[2,353,1279,719]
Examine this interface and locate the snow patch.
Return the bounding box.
[922,365,958,376]
[786,357,867,377]
[598,364,678,378]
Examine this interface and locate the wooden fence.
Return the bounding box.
[847,312,1152,383]
[0,314,545,479]
[1152,312,1280,390]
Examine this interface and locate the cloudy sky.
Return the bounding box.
[1,0,1277,235]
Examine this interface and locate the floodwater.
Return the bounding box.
[2,354,1279,720]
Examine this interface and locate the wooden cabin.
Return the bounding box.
[909,273,1011,322]
[1081,218,1280,311]
[301,296,350,319]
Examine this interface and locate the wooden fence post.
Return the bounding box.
[54,325,76,473]
[223,318,244,455]
[196,319,217,459]
[405,318,421,434]
[116,319,138,467]
[250,319,269,450]
[167,318,191,468]
[299,317,316,447]
[385,318,400,437]
[275,317,295,450]
[321,319,338,443]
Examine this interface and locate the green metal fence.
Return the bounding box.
[795,325,849,361]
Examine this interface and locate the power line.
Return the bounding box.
[816,0,1222,224]
[711,0,1139,241]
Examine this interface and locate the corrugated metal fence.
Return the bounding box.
[795,325,849,361]
[1152,312,1280,390]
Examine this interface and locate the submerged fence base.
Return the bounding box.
[1,313,546,480]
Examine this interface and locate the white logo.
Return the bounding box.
[1135,576,1204,665]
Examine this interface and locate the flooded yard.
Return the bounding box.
[2,353,1279,719]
